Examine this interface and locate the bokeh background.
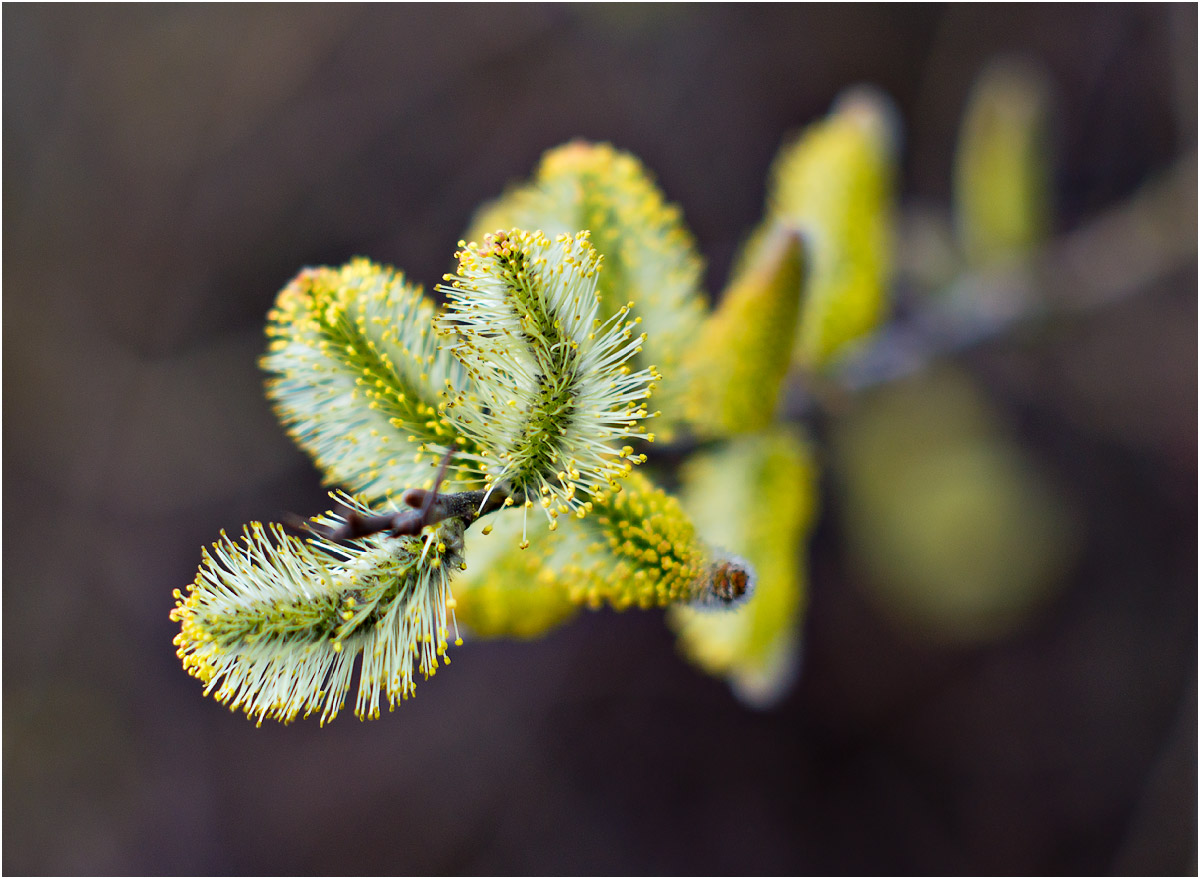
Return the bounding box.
[4,4,1196,874]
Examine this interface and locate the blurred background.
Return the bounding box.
[4,4,1195,874]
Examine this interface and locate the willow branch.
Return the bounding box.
[804,152,1197,408]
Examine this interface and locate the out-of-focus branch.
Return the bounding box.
[1050,153,1197,312]
[825,153,1197,400]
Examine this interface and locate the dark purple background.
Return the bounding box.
[5,5,1195,874]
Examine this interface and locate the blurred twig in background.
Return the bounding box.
[833,153,1197,400]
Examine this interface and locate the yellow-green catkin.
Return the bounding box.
[468,141,706,435]
[436,229,658,541]
[668,428,818,707]
[684,226,806,437]
[954,59,1052,267]
[765,88,898,368]
[453,469,754,635]
[171,502,464,725]
[829,367,1076,645]
[262,259,479,502]
[550,470,750,611]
